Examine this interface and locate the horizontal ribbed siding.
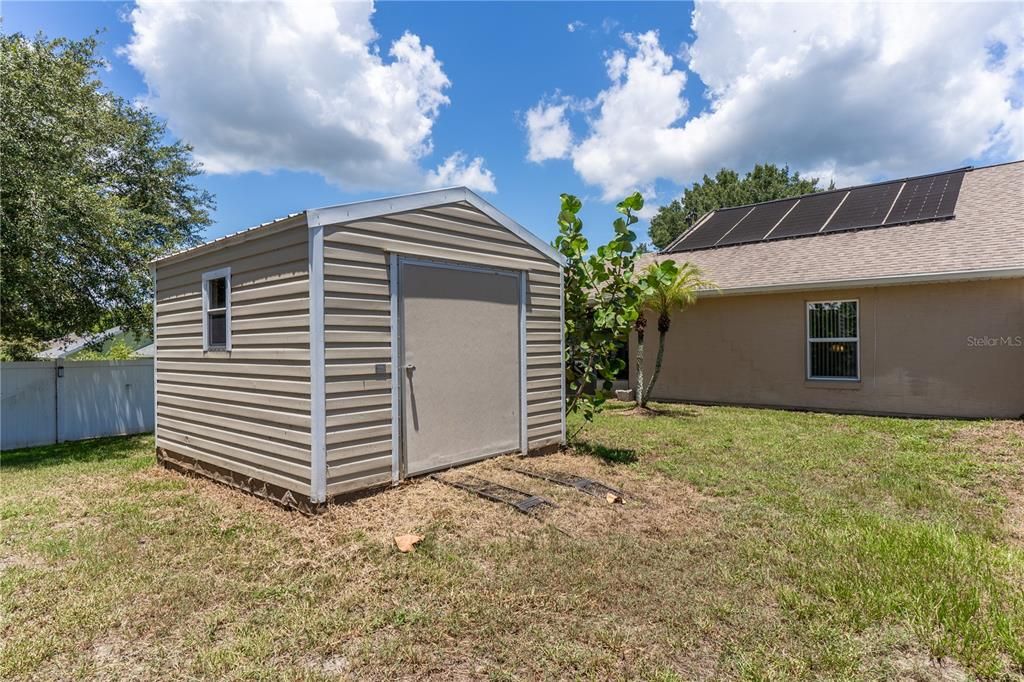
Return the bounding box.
[525,268,563,448]
[321,241,393,496]
[323,201,563,497]
[154,218,312,496]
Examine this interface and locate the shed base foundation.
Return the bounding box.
[157,440,567,514]
[157,446,326,515]
[521,442,563,457]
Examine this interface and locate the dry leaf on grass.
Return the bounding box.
[394,534,423,553]
[606,492,624,504]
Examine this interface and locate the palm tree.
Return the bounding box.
[634,260,716,408]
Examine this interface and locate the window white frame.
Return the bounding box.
[806,298,859,381]
[202,267,231,351]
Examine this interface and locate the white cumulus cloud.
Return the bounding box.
[425,152,497,193]
[567,20,585,33]
[571,30,687,198]
[124,0,495,192]
[527,2,1024,198]
[525,100,573,162]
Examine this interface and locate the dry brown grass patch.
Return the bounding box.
[143,446,712,552]
[303,450,712,550]
[891,648,969,682]
[950,420,1024,545]
[950,419,1024,458]
[614,405,669,418]
[1004,489,1024,547]
[469,451,709,539]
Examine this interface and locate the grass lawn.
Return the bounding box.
[2,403,1023,680]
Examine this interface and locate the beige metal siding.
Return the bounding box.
[630,278,1024,418]
[321,242,392,495]
[323,201,562,497]
[155,217,312,495]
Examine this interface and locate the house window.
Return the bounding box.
[202,268,231,351]
[806,300,858,380]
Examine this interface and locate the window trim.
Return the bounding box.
[805,298,859,381]
[202,267,232,351]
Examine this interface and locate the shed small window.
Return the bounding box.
[806,300,858,380]
[202,268,231,351]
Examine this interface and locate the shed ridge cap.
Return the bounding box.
[306,186,470,218]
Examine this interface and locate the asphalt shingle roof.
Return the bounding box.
[640,161,1024,293]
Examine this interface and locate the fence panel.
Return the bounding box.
[1,359,154,451]
[57,360,154,442]
[1,362,58,450]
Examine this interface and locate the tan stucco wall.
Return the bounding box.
[630,278,1024,419]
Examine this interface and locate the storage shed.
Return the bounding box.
[151,188,566,510]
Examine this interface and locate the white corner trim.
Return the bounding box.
[558,268,566,445]
[308,222,327,503]
[389,253,401,485]
[305,187,564,267]
[519,271,529,453]
[150,263,159,448]
[696,266,1024,298]
[201,266,231,351]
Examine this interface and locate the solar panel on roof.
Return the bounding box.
[715,198,799,247]
[767,191,847,240]
[884,170,965,225]
[933,170,965,217]
[669,207,749,251]
[823,182,902,233]
[658,167,970,254]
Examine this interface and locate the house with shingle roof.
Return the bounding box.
[632,160,1024,418]
[36,327,152,360]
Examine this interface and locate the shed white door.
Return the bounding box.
[400,260,521,475]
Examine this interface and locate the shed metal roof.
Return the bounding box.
[152,187,563,267]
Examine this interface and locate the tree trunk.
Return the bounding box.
[642,328,669,408]
[634,328,645,406]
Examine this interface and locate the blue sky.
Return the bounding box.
[5,1,1022,248]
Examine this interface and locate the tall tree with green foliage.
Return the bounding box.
[648,163,830,249]
[634,260,716,408]
[556,192,644,430]
[0,32,213,358]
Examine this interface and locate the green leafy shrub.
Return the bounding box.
[555,192,644,431]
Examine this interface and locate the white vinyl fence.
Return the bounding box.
[1,360,154,450]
